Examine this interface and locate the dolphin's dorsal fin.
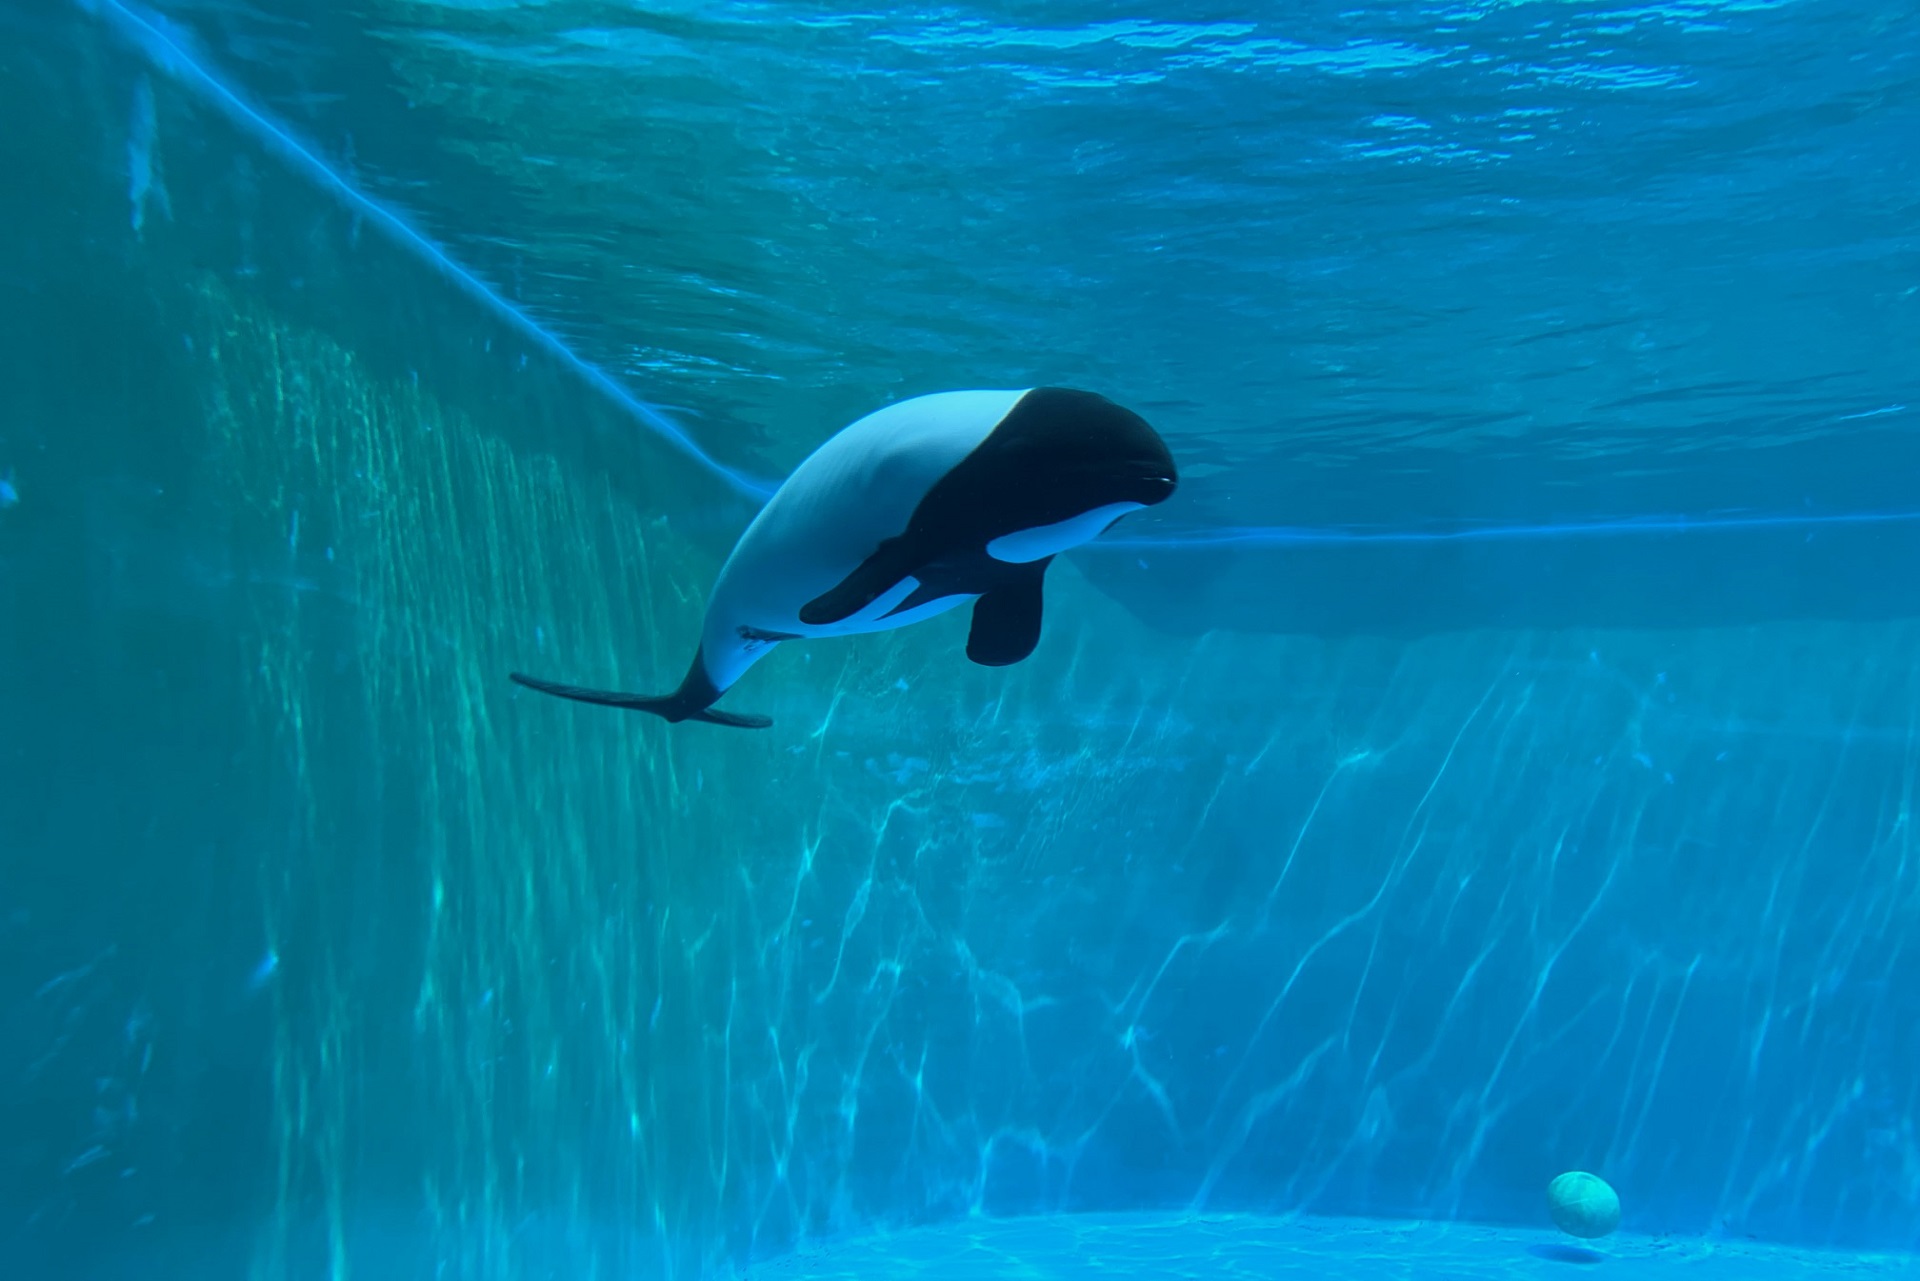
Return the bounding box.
[965,561,1049,666]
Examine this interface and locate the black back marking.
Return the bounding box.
[797,536,923,626]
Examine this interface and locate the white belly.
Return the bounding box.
[697,390,1026,691]
[987,501,1144,563]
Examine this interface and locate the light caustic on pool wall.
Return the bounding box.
[190,277,776,1279]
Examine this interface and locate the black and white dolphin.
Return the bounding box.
[510,386,1178,728]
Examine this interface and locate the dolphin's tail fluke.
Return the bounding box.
[508,671,772,730]
[685,706,774,729]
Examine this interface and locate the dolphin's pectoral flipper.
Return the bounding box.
[965,562,1049,667]
[799,535,924,626]
[509,669,771,730]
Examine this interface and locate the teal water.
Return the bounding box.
[3,1,1920,1278]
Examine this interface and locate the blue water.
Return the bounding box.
[3,0,1920,1278]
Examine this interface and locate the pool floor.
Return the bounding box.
[746,1212,1916,1279]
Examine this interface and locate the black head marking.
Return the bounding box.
[924,387,1178,549]
[799,388,1176,627]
